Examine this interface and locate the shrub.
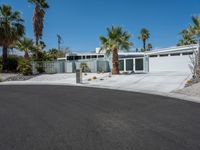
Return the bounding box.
[92,76,97,80]
[36,62,45,73]
[80,63,90,73]
[17,59,32,76]
[7,55,22,72]
[0,63,2,73]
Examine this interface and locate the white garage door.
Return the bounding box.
[149,55,191,72]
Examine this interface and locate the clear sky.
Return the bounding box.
[1,0,200,52]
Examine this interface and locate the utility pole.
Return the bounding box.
[57,34,63,50]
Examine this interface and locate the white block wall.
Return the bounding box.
[149,55,191,72]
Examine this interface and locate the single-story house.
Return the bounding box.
[57,44,199,73]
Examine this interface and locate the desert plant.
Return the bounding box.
[99,26,133,74]
[7,55,21,72]
[92,76,97,80]
[28,0,49,45]
[0,4,25,70]
[17,59,32,75]
[14,37,35,59]
[189,50,199,79]
[36,61,44,73]
[80,63,90,73]
[138,28,150,51]
[0,63,2,73]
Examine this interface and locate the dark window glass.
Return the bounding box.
[119,60,124,71]
[135,59,144,71]
[182,52,193,55]
[126,59,133,71]
[170,53,180,56]
[150,55,157,57]
[68,56,74,60]
[92,55,97,58]
[86,55,90,59]
[98,55,104,58]
[160,54,169,57]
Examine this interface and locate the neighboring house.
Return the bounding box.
[57,44,199,73]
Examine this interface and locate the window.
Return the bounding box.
[170,53,180,56]
[92,55,97,58]
[149,55,157,57]
[160,54,169,57]
[75,56,81,60]
[86,55,90,59]
[182,52,193,55]
[67,56,74,60]
[98,55,104,58]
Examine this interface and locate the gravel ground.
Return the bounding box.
[5,74,38,81]
[175,82,200,97]
[0,73,38,82]
[0,73,17,81]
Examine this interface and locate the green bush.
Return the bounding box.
[36,62,45,73]
[7,55,21,72]
[0,63,2,73]
[80,63,90,73]
[17,59,32,76]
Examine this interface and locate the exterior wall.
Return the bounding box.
[149,55,191,72]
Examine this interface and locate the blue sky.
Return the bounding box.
[1,0,200,52]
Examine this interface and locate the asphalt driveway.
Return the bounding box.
[0,85,200,150]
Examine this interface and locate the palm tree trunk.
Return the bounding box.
[24,51,29,59]
[112,48,119,75]
[143,40,146,51]
[2,46,8,71]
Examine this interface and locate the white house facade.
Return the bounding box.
[57,44,199,73]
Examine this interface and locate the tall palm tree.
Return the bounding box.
[14,37,35,59]
[28,0,49,45]
[0,4,25,70]
[138,28,150,51]
[99,26,133,75]
[177,29,196,46]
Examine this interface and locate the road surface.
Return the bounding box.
[0,85,200,150]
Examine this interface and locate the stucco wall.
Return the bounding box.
[149,55,191,72]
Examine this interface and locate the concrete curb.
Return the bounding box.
[1,81,200,104]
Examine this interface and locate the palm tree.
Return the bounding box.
[99,26,133,75]
[147,43,153,51]
[190,16,200,69]
[138,28,150,51]
[14,37,35,59]
[28,0,49,45]
[0,4,25,70]
[177,29,196,46]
